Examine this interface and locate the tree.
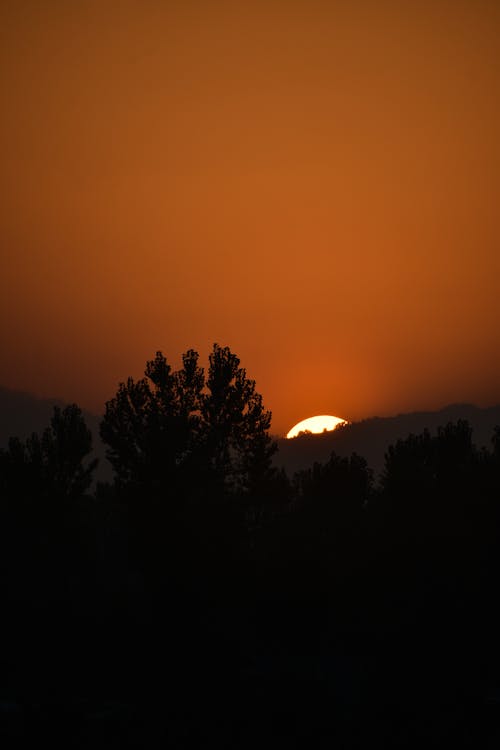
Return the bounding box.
[0,405,98,600]
[293,451,372,535]
[0,404,97,504]
[201,344,276,497]
[100,349,204,493]
[380,420,480,539]
[100,344,277,502]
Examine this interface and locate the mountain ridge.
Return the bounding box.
[275,402,500,478]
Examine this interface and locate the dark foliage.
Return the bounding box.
[100,344,276,499]
[0,403,97,503]
[1,356,500,746]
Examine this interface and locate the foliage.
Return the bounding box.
[100,343,277,500]
[293,451,372,526]
[0,404,97,502]
[2,377,500,745]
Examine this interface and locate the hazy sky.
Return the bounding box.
[1,0,499,435]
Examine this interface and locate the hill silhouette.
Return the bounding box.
[275,403,500,478]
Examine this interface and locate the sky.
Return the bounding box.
[1,0,499,436]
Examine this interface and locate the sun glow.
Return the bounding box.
[286,415,347,440]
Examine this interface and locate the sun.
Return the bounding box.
[286,414,347,439]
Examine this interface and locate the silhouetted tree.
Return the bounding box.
[201,344,276,498]
[100,349,204,494]
[99,344,278,585]
[290,452,371,568]
[294,452,371,523]
[100,344,276,502]
[380,420,479,537]
[0,404,98,643]
[0,404,97,504]
[382,428,433,496]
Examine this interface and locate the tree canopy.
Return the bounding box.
[100,344,277,501]
[0,403,97,503]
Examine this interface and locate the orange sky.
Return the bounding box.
[1,0,500,435]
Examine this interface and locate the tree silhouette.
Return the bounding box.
[201,344,277,498]
[0,404,98,643]
[100,344,276,503]
[380,419,478,536]
[100,349,204,494]
[286,451,372,574]
[294,451,371,530]
[0,403,97,503]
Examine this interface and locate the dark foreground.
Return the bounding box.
[2,516,500,749]
[2,389,500,746]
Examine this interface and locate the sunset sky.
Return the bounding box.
[1,0,499,435]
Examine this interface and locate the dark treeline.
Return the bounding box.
[1,345,500,747]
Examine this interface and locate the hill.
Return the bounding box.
[274,403,500,479]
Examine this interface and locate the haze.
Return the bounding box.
[1,0,499,435]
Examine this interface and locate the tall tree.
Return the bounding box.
[293,451,372,537]
[380,420,479,537]
[100,344,277,501]
[201,344,276,497]
[100,349,204,492]
[0,404,97,503]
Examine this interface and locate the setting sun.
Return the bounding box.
[286,415,347,440]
